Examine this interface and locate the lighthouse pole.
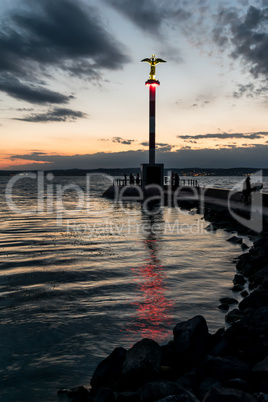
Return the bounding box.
[147,80,159,164]
[141,55,166,187]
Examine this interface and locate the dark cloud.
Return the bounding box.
[112,137,135,145]
[140,141,175,151]
[214,5,268,79]
[156,143,176,152]
[233,83,255,98]
[103,0,164,34]
[177,132,268,140]
[9,144,268,169]
[0,76,71,104]
[0,0,129,104]
[14,107,87,122]
[103,0,193,40]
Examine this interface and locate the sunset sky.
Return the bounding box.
[1,0,268,169]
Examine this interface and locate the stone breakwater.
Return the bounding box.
[59,208,268,402]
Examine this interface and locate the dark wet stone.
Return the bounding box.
[228,236,243,244]
[219,297,238,305]
[203,386,258,401]
[218,303,229,311]
[139,381,198,402]
[117,391,141,402]
[121,338,161,388]
[161,341,176,368]
[239,288,268,310]
[233,274,247,285]
[223,378,251,392]
[252,356,268,393]
[90,347,127,390]
[95,387,115,402]
[251,267,268,287]
[173,315,209,368]
[253,393,268,401]
[241,290,249,298]
[58,386,91,401]
[232,284,244,292]
[139,381,181,402]
[242,243,250,250]
[225,308,244,324]
[156,388,200,401]
[199,356,250,382]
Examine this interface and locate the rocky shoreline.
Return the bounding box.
[58,207,268,402]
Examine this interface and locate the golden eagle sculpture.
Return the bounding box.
[141,54,166,81]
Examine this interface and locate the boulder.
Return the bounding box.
[233,274,247,285]
[95,387,115,402]
[241,243,250,250]
[156,388,200,401]
[227,236,243,244]
[116,391,141,402]
[90,347,127,390]
[239,288,268,311]
[203,386,258,401]
[252,356,268,393]
[199,356,250,383]
[139,381,182,402]
[225,309,244,324]
[173,315,209,368]
[232,285,244,292]
[219,297,238,305]
[218,303,229,311]
[121,339,161,388]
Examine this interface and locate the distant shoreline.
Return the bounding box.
[1,167,268,176]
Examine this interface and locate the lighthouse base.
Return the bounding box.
[141,163,164,188]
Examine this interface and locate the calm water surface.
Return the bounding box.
[0,174,258,401]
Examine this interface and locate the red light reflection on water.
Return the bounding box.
[126,236,174,343]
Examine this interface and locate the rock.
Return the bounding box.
[252,356,268,393]
[219,297,238,305]
[198,377,221,400]
[161,341,177,368]
[199,356,250,383]
[218,303,229,311]
[241,290,249,298]
[254,393,268,401]
[251,267,268,287]
[239,288,268,311]
[233,274,247,285]
[252,355,268,374]
[58,386,91,401]
[116,391,141,402]
[139,381,183,402]
[176,368,196,394]
[203,386,258,401]
[90,347,126,391]
[95,387,115,402]
[232,284,244,292]
[156,388,200,401]
[227,236,243,244]
[173,315,209,368]
[121,339,161,388]
[223,378,250,392]
[242,243,250,250]
[225,309,244,324]
[205,224,216,232]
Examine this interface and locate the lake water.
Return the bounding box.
[0,173,265,402]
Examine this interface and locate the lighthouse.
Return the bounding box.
[141,55,166,187]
